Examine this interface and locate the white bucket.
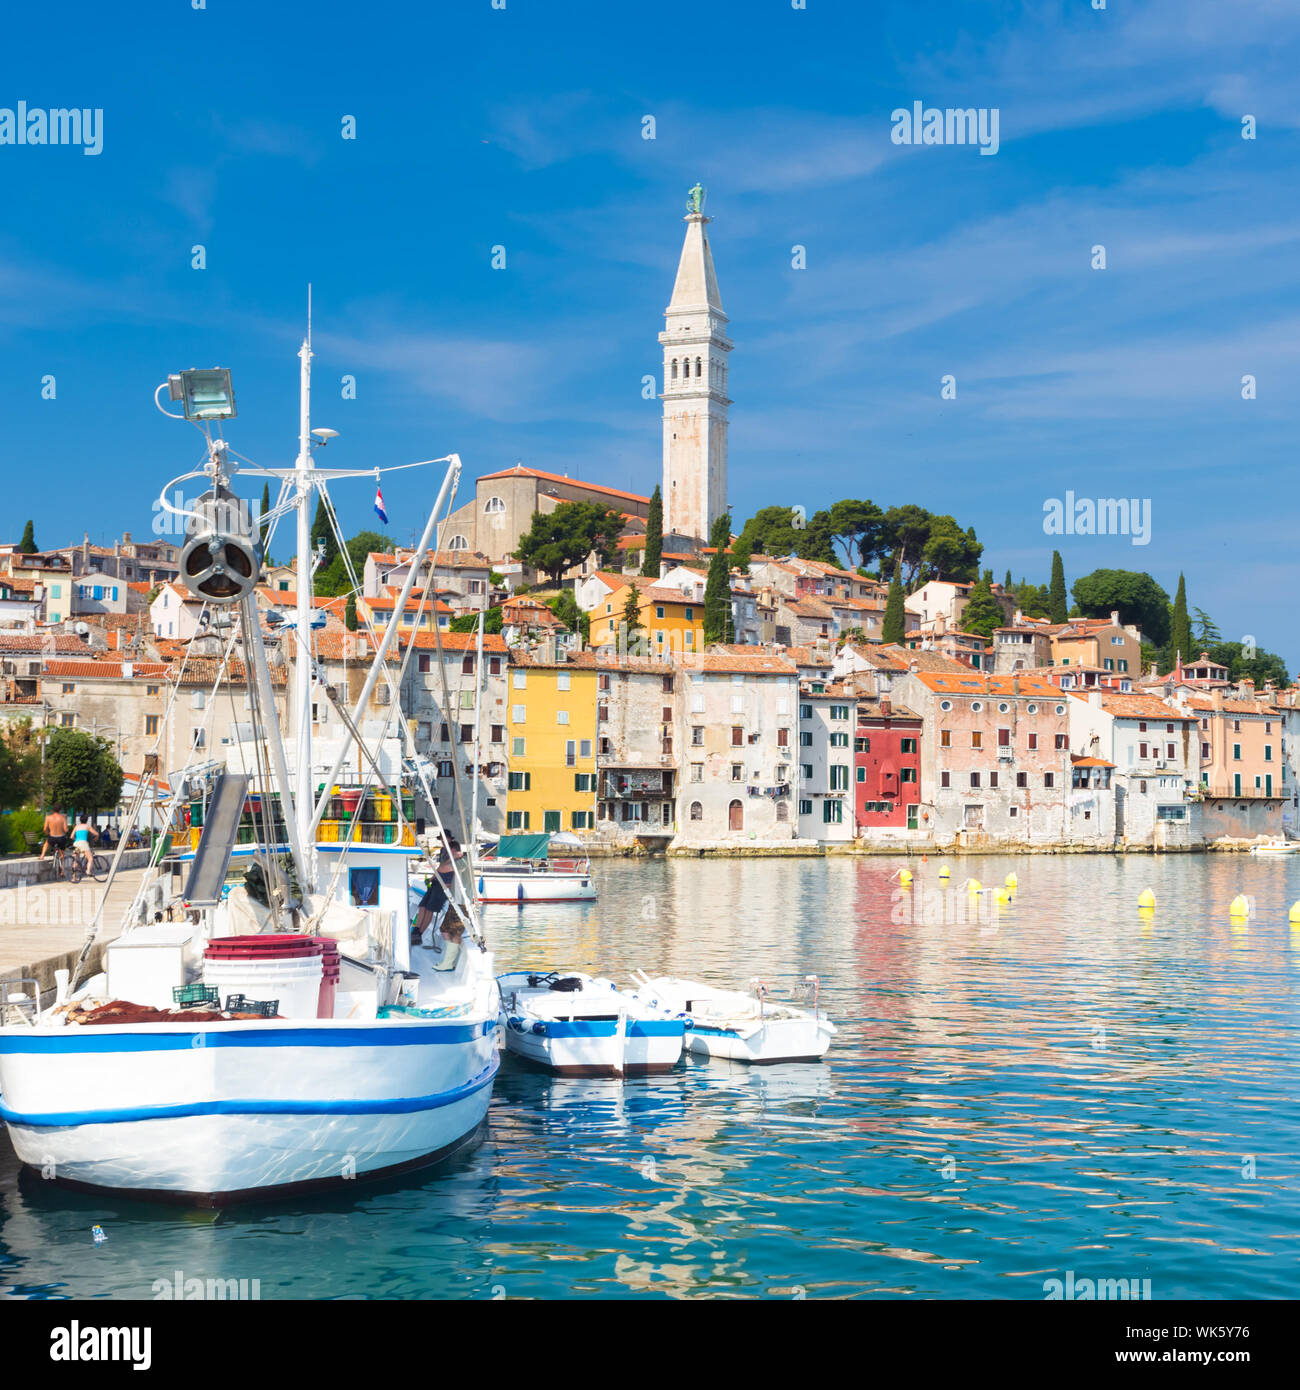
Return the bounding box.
[203,955,323,1019]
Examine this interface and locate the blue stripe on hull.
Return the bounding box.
[0,1057,499,1128]
[0,1020,496,1054]
[628,1020,685,1038]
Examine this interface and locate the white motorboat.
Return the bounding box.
[1249,839,1298,856]
[497,971,684,1075]
[628,972,836,1065]
[471,832,597,903]
[0,345,501,1204]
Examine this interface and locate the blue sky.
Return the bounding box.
[1,1,1297,668]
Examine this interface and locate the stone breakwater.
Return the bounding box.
[581,839,1281,858]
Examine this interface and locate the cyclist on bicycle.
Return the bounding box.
[72,816,95,873]
[40,806,69,859]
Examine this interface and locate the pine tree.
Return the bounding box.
[1048,550,1067,623]
[1170,572,1191,667]
[310,495,339,569]
[344,591,357,632]
[640,486,663,578]
[1003,569,1013,593]
[703,513,734,644]
[17,520,37,554]
[881,563,906,645]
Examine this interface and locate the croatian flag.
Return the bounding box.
[373,484,388,525]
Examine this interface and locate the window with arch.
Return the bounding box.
[689,801,702,821]
[447,534,469,551]
[483,496,505,514]
[670,359,678,381]
[695,356,703,377]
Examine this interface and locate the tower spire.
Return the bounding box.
[660,186,731,545]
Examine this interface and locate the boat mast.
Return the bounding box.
[294,289,315,862]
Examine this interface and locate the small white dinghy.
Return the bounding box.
[497,971,685,1077]
[629,972,836,1065]
[1249,839,1298,856]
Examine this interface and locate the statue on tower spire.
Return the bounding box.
[687,182,705,215]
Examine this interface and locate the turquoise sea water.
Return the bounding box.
[3,854,1299,1300]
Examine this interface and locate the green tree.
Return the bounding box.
[703,513,734,644]
[1170,573,1191,666]
[795,508,838,565]
[961,570,1006,641]
[259,483,272,563]
[919,515,982,583]
[621,586,643,637]
[826,499,886,570]
[17,520,37,554]
[1004,569,1013,592]
[734,504,804,560]
[314,529,394,597]
[1206,641,1291,689]
[1014,582,1051,620]
[1071,569,1172,647]
[514,502,626,585]
[44,728,122,813]
[548,590,591,643]
[1191,607,1220,648]
[344,591,357,632]
[450,605,503,635]
[1048,550,1068,623]
[640,486,663,578]
[881,563,906,644]
[729,531,753,572]
[0,720,40,810]
[310,495,339,571]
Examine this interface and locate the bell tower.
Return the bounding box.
[660,185,731,544]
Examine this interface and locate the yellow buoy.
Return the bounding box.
[967,878,983,893]
[1289,901,1300,924]
[899,869,913,886]
[1229,894,1251,918]
[938,865,951,880]
[994,886,1012,905]
[1137,888,1156,909]
[1004,872,1018,890]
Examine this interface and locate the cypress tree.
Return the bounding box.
[622,585,643,635]
[640,486,663,578]
[344,591,358,632]
[1171,573,1191,666]
[881,563,906,645]
[1003,568,1013,593]
[259,483,272,562]
[1048,550,1067,623]
[703,513,734,644]
[310,495,339,569]
[17,520,37,554]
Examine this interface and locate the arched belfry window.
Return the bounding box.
[670,359,678,381]
[695,356,703,377]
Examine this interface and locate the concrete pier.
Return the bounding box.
[0,865,153,1002]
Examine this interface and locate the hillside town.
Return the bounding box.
[2,189,1295,855]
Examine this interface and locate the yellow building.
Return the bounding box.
[505,652,599,834]
[588,580,704,657]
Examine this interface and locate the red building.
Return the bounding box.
[855,695,923,831]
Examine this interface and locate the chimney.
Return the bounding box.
[880,696,892,717]
[1088,689,1102,708]
[122,530,131,544]
[122,660,133,680]
[1110,610,1119,625]
[908,659,918,673]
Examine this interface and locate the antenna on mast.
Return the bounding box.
[307,282,312,348]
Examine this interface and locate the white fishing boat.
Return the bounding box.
[628,972,836,1065]
[1249,838,1298,856]
[471,832,597,903]
[0,334,503,1204]
[497,971,684,1075]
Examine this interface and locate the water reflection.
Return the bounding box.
[3,854,1299,1299]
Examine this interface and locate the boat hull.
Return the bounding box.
[684,1017,833,1064]
[0,1017,498,1202]
[476,872,597,903]
[501,1016,682,1076]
